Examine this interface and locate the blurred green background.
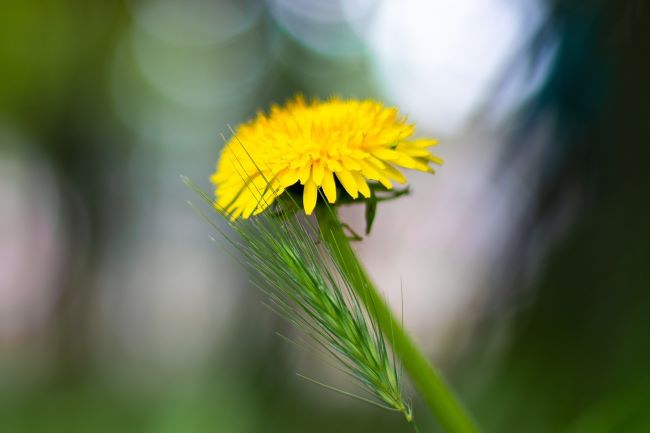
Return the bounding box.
[1,1,649,432]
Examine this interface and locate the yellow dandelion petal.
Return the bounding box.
[228,204,244,221]
[380,164,407,184]
[278,169,300,188]
[336,169,359,199]
[303,177,318,215]
[242,196,259,219]
[353,172,371,198]
[371,148,402,161]
[298,164,311,185]
[396,145,432,158]
[327,160,343,172]
[322,169,337,203]
[210,96,441,219]
[341,155,362,171]
[366,156,387,169]
[312,160,325,185]
[395,153,431,172]
[378,177,393,189]
[358,159,382,181]
[411,138,439,148]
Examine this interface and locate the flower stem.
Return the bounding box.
[316,206,479,433]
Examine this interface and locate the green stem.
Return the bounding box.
[316,206,479,433]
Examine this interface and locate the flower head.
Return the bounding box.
[211,96,442,219]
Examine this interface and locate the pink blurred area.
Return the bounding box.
[0,144,65,342]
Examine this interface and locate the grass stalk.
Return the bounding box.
[315,205,479,433]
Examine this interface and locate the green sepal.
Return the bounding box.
[365,193,378,235]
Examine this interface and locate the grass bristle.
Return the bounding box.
[184,174,411,420]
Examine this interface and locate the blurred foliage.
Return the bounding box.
[0,1,124,137]
[1,0,649,432]
[462,2,650,433]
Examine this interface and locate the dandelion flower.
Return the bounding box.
[211,96,442,219]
